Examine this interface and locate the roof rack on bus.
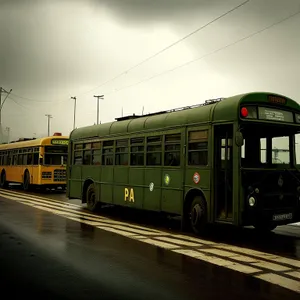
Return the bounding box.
[10,137,37,143]
[115,97,224,122]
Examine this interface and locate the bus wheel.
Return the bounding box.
[0,171,7,189]
[86,183,99,212]
[23,171,30,191]
[189,195,207,234]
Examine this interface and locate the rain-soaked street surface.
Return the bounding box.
[0,186,300,299]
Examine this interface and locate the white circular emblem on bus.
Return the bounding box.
[193,172,200,184]
[149,182,154,191]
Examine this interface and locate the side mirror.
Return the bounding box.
[235,131,244,147]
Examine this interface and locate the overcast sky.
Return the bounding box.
[0,0,300,140]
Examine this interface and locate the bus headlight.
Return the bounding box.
[248,196,256,207]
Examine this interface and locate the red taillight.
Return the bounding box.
[241,107,248,118]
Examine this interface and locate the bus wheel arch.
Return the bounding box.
[183,188,208,234]
[23,169,30,191]
[0,169,7,188]
[82,179,100,212]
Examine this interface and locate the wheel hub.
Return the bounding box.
[191,204,202,226]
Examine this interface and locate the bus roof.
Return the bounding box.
[0,136,69,151]
[70,92,300,140]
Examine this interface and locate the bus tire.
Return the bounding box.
[189,195,207,235]
[0,170,8,189]
[23,170,30,191]
[86,183,99,212]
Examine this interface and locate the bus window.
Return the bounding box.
[272,136,289,164]
[33,153,39,165]
[115,139,129,166]
[146,136,162,166]
[260,138,266,163]
[164,134,181,166]
[296,133,300,165]
[188,130,208,166]
[92,149,101,165]
[102,140,114,165]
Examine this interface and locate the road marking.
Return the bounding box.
[251,261,291,272]
[255,273,300,293]
[285,271,300,280]
[0,189,80,208]
[153,236,203,247]
[0,188,81,208]
[1,189,300,294]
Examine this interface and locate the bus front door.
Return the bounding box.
[214,124,233,222]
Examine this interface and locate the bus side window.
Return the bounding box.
[115,139,129,166]
[146,136,162,166]
[296,133,300,165]
[164,133,181,167]
[83,143,92,165]
[74,143,83,165]
[27,153,33,165]
[130,137,144,166]
[102,140,114,165]
[188,130,208,166]
[33,153,39,165]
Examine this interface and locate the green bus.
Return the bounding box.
[67,92,300,234]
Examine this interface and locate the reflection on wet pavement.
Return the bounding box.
[0,187,300,295]
[0,196,299,300]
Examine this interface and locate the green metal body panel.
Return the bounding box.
[67,92,300,227]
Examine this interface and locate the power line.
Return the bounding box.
[106,8,300,96]
[7,1,250,106]
[8,95,39,111]
[10,92,69,104]
[79,0,250,95]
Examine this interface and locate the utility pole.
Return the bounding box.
[45,114,52,136]
[93,95,104,125]
[0,87,12,126]
[5,127,10,143]
[71,96,76,130]
[0,87,12,144]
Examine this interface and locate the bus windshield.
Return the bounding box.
[241,124,299,168]
[44,146,68,165]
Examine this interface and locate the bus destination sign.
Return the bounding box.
[268,95,287,105]
[258,107,293,123]
[51,139,69,146]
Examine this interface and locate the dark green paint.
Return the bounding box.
[67,92,300,227]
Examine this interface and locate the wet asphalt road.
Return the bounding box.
[0,198,299,300]
[12,186,300,260]
[0,189,300,299]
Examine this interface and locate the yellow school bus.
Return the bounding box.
[0,135,68,190]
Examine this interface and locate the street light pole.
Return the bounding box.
[0,87,12,126]
[93,95,104,125]
[5,127,10,143]
[45,114,52,136]
[71,96,76,130]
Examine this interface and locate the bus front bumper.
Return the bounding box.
[243,207,300,226]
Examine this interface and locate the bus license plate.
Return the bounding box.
[272,213,293,221]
